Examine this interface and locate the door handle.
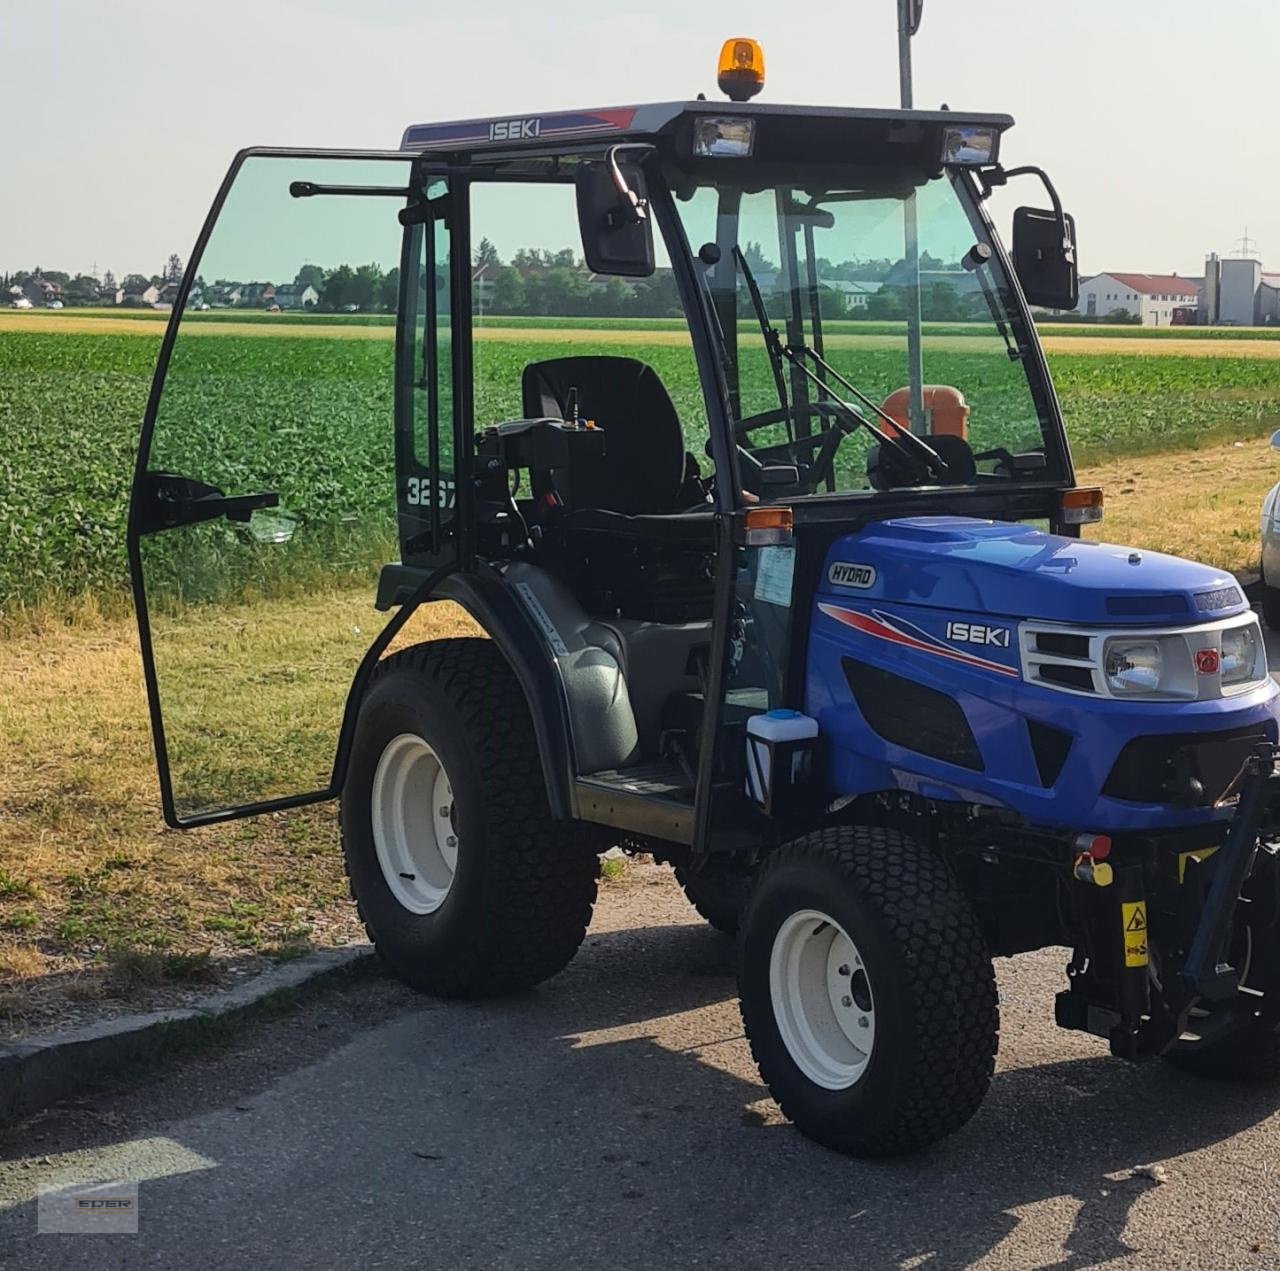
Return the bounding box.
[136,472,280,534]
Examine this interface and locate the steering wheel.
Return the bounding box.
[733,400,855,492]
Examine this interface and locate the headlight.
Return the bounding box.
[1104,639,1163,694]
[1221,623,1262,686]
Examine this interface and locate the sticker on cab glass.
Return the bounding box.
[1121,901,1148,968]
[827,561,876,590]
[755,545,795,607]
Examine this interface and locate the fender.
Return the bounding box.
[367,563,576,818]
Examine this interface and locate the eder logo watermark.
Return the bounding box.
[38,1179,139,1234]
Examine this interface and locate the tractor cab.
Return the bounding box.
[128,40,1280,1160]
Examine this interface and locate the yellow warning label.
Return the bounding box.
[1122,901,1149,967]
[1178,846,1219,884]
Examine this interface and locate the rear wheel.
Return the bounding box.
[674,858,754,935]
[738,825,998,1157]
[341,638,604,997]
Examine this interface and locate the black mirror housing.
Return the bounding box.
[575,162,655,278]
[1012,206,1078,311]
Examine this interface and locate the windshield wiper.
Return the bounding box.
[731,247,941,480]
[732,246,792,428]
[782,342,953,481]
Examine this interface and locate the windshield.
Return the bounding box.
[670,169,1067,499]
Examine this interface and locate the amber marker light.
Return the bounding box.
[717,38,765,102]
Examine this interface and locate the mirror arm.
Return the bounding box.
[979,164,1072,260]
[604,144,654,224]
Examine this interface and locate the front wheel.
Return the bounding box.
[738,826,998,1157]
[341,639,605,997]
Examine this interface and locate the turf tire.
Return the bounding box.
[341,638,604,997]
[738,825,998,1157]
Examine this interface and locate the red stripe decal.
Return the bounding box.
[818,603,1020,678]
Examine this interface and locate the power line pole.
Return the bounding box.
[899,0,925,434]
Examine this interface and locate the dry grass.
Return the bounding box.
[1079,435,1274,574]
[0,587,478,997]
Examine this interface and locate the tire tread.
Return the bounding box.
[342,638,605,997]
[741,825,998,1156]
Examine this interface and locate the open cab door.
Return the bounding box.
[128,150,426,827]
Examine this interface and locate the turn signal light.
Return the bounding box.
[717,38,765,102]
[743,505,792,545]
[1060,486,1103,525]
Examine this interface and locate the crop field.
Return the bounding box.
[3,312,1280,612]
[4,310,1280,999]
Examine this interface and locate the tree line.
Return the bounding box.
[7,239,988,322]
[2,255,186,306]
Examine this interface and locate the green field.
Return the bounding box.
[3,319,1280,611]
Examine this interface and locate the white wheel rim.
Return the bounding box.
[371,733,457,915]
[769,908,875,1090]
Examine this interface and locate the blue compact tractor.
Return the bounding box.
[128,39,1280,1156]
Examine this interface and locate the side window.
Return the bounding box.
[467,181,711,475]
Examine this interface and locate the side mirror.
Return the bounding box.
[1270,429,1280,453]
[1012,206,1078,311]
[575,160,655,279]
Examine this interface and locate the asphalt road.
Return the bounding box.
[1,611,1278,1269]
[1,860,1279,1271]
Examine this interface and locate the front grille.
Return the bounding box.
[1038,663,1094,692]
[1196,586,1243,612]
[1102,724,1269,806]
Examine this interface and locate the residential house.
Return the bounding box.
[205,282,243,307]
[274,282,319,310]
[22,276,64,306]
[120,281,161,306]
[238,282,276,307]
[821,278,882,311]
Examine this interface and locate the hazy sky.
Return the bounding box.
[3,0,1276,279]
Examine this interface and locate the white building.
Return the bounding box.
[821,279,881,311]
[1201,254,1280,326]
[1074,272,1200,326]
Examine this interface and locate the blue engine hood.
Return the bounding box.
[820,517,1248,626]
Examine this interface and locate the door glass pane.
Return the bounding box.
[137,154,412,819]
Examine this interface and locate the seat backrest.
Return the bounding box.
[521,356,687,515]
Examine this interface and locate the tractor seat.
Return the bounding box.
[521,355,693,516]
[562,507,715,545]
[522,356,716,621]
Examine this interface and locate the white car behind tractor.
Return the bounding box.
[1259,429,1280,627]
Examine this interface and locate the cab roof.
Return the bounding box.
[399,100,1015,161]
